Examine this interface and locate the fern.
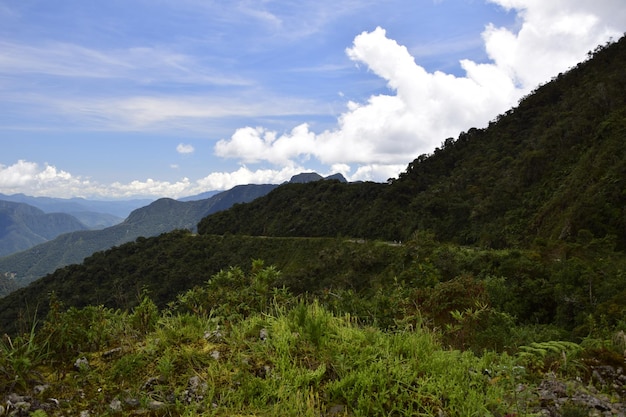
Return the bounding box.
[517,341,582,374]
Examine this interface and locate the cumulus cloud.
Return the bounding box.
[214,0,625,182]
[0,160,89,196]
[176,143,195,154]
[0,160,309,199]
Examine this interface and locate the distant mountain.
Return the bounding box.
[0,184,278,294]
[289,172,347,183]
[178,190,221,202]
[0,193,152,228]
[0,172,351,296]
[0,200,88,257]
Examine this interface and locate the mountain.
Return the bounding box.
[0,193,152,228]
[0,184,280,294]
[289,172,347,183]
[2,40,626,414]
[178,190,221,202]
[0,200,88,257]
[198,37,626,249]
[2,37,625,331]
[0,172,353,296]
[0,193,152,218]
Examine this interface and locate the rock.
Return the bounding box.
[259,328,268,341]
[80,411,90,417]
[532,376,626,417]
[125,398,140,408]
[204,327,223,341]
[210,350,220,360]
[74,357,90,371]
[327,404,346,416]
[109,398,123,412]
[33,384,49,395]
[147,400,165,410]
[142,376,162,391]
[183,376,208,404]
[102,347,123,359]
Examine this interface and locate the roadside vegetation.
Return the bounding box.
[2,255,625,416]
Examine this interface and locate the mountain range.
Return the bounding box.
[0,173,346,295]
[0,36,625,336]
[0,193,153,225]
[0,200,88,257]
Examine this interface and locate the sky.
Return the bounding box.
[1,0,625,200]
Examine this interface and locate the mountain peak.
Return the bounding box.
[289,172,347,184]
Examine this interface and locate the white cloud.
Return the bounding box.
[176,143,195,154]
[195,165,304,191]
[0,41,250,86]
[0,160,41,187]
[215,124,317,165]
[484,0,625,88]
[213,0,625,183]
[0,160,307,199]
[33,94,324,132]
[0,160,91,196]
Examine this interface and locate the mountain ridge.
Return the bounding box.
[198,37,626,249]
[0,174,346,294]
[1,37,626,336]
[0,200,89,257]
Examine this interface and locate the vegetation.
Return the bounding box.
[1,35,626,416]
[199,36,626,249]
[0,184,278,295]
[1,263,624,416]
[0,200,88,257]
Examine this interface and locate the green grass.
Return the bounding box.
[3,263,624,416]
[4,301,525,416]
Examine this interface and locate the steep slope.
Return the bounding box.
[0,200,88,257]
[199,37,626,249]
[0,184,277,293]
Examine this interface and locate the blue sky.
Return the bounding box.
[1,0,624,199]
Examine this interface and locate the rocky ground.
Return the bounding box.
[1,370,624,417]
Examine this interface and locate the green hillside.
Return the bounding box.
[0,184,277,294]
[199,38,626,249]
[0,38,625,416]
[0,200,88,257]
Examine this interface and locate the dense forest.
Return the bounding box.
[199,36,626,249]
[0,37,625,416]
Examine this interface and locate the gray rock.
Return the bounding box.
[183,375,208,404]
[74,356,90,371]
[125,398,140,408]
[260,328,268,341]
[109,398,123,412]
[147,400,165,410]
[102,347,123,359]
[33,384,49,395]
[204,327,223,341]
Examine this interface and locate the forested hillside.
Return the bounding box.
[199,37,626,249]
[0,200,88,257]
[0,184,277,294]
[0,38,625,416]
